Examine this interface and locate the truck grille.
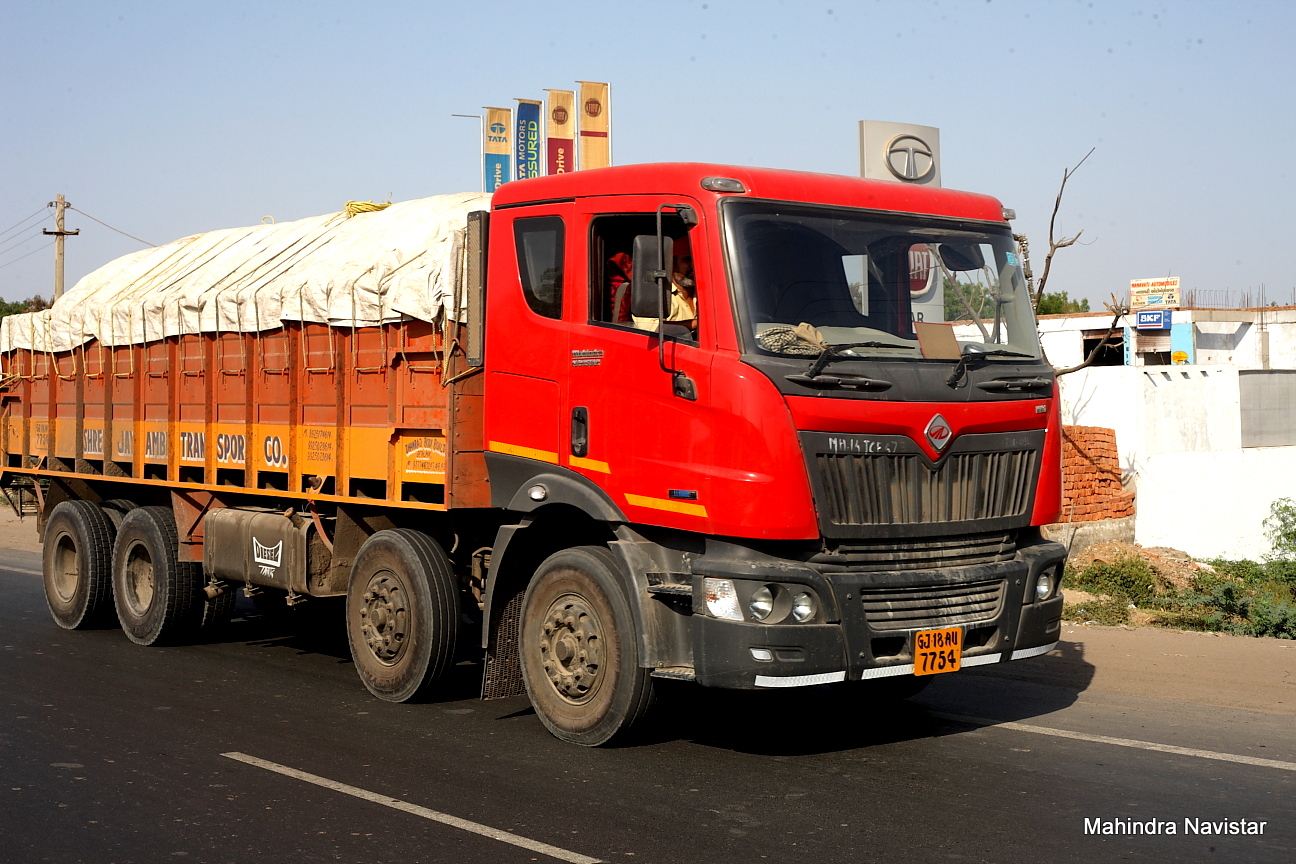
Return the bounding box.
[858,578,1006,631]
[814,448,1037,526]
[809,531,1017,572]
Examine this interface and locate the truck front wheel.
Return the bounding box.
[42,500,116,630]
[346,529,459,702]
[520,547,654,746]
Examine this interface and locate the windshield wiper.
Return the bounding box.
[946,348,1037,388]
[804,342,913,379]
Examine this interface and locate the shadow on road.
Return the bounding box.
[634,640,1096,756]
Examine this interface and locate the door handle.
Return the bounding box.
[571,406,589,457]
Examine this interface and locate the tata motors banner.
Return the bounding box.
[545,89,575,175]
[515,99,542,180]
[483,106,512,192]
[577,81,610,171]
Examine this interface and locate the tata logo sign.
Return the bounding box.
[1136,309,1170,330]
[486,121,509,144]
[925,414,953,452]
[885,134,935,183]
[489,122,506,134]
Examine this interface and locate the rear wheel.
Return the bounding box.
[520,546,654,746]
[111,506,204,645]
[346,529,459,702]
[42,500,116,629]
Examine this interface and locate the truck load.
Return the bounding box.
[1,163,1067,745]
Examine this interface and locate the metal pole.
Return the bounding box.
[42,194,79,300]
[452,114,485,193]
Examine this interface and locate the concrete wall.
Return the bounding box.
[1135,447,1296,560]
[1056,365,1296,559]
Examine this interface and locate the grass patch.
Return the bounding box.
[1063,554,1296,639]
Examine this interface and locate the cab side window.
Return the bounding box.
[589,214,691,327]
[514,216,565,319]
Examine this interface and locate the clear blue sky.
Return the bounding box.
[3,1,1292,308]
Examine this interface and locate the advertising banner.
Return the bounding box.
[483,106,512,192]
[515,99,542,180]
[1136,309,1170,329]
[1130,276,1180,309]
[545,89,575,174]
[577,81,610,171]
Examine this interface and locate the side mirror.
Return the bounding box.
[631,234,673,319]
[939,242,985,271]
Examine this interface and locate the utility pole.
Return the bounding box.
[42,194,79,300]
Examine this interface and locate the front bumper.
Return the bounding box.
[690,535,1066,689]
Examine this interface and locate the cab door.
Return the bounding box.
[483,203,572,474]
[560,195,719,533]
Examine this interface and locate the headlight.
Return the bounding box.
[704,578,743,621]
[1035,572,1054,601]
[791,592,816,622]
[749,586,775,621]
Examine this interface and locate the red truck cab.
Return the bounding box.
[475,163,1065,739]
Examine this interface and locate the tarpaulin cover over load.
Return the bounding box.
[0,192,491,354]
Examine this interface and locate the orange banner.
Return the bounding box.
[577,81,610,170]
[545,89,575,175]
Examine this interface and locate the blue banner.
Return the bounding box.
[1136,309,1170,330]
[515,100,541,180]
[484,153,510,193]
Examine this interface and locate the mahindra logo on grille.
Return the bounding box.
[925,414,953,451]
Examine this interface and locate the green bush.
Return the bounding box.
[1063,597,1129,626]
[1070,554,1157,604]
[1264,498,1296,560]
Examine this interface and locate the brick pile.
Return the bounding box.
[1058,425,1135,523]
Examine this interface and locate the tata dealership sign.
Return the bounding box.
[1135,309,1170,330]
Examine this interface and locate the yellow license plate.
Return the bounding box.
[913,627,962,676]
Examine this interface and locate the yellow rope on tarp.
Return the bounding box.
[344,200,393,218]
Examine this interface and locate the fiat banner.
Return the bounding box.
[577,81,610,171]
[515,99,542,180]
[545,89,575,174]
[483,106,512,192]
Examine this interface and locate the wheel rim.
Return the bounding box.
[537,592,605,704]
[51,532,79,603]
[358,570,409,666]
[123,541,155,617]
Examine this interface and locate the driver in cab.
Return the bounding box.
[633,234,697,337]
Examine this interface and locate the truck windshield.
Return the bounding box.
[723,201,1041,361]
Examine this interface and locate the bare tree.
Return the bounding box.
[1014,148,1130,375]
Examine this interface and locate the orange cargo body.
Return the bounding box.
[1,319,457,509]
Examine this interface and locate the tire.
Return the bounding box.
[346,529,459,703]
[111,506,204,646]
[42,500,117,630]
[519,546,655,746]
[199,585,237,633]
[98,498,139,532]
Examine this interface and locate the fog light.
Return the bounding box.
[1035,572,1054,601]
[704,578,743,621]
[791,592,816,622]
[749,586,775,621]
[750,647,773,661]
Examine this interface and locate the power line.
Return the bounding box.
[67,206,156,248]
[0,206,51,242]
[0,223,49,257]
[0,240,55,272]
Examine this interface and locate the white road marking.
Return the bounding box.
[221,752,603,863]
[932,712,1296,772]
